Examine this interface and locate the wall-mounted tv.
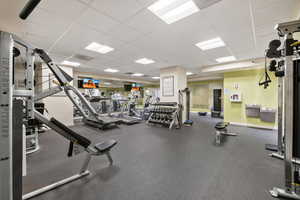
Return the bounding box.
[124,84,132,91]
[78,77,100,88]
[124,83,144,91]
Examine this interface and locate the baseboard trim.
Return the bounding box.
[230,122,277,130]
[191,111,212,115]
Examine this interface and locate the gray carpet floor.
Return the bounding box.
[23,115,284,200]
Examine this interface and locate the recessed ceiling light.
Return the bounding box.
[61,60,80,67]
[216,56,236,63]
[152,76,160,79]
[148,0,199,24]
[104,68,119,73]
[186,72,194,75]
[85,42,114,54]
[132,73,144,77]
[195,37,225,50]
[135,58,155,65]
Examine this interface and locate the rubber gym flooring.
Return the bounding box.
[24,115,284,200]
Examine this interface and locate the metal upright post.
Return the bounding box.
[0,31,14,200]
[278,77,284,153]
[271,77,284,158]
[25,48,35,119]
[283,33,296,195]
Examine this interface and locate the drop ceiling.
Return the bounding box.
[1,0,300,82]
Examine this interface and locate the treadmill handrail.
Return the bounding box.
[64,85,100,122]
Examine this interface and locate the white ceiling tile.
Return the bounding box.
[38,0,88,21]
[136,0,156,7]
[108,24,144,43]
[77,8,120,33]
[127,9,167,35]
[22,32,54,50]
[251,0,279,10]
[91,0,145,22]
[253,1,300,28]
[77,0,94,5]
[50,24,110,56]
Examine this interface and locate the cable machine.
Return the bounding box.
[0,31,118,200]
[266,20,300,199]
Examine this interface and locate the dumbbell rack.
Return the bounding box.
[146,102,181,130]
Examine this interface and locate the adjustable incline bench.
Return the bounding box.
[214,122,237,145]
[23,111,118,200]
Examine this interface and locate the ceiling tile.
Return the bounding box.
[108,24,144,43]
[127,9,167,35]
[91,0,145,22]
[77,8,120,33]
[38,0,88,21]
[50,24,110,56]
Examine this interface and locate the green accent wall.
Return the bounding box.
[223,68,278,128]
[188,80,223,112]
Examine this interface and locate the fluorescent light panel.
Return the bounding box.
[104,68,119,73]
[132,73,144,77]
[152,76,160,79]
[186,72,194,75]
[216,56,236,63]
[61,60,80,67]
[85,42,114,54]
[135,58,155,65]
[104,82,111,85]
[148,0,199,24]
[195,37,225,50]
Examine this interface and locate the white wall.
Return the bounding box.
[160,66,187,102]
[41,64,74,126]
[160,66,187,122]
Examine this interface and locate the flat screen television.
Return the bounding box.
[78,77,100,88]
[124,84,132,91]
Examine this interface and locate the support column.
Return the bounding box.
[160,66,187,123]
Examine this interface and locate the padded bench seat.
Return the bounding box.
[95,140,117,153]
[214,122,237,145]
[50,117,117,163]
[215,122,229,130]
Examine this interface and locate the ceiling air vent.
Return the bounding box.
[124,72,134,75]
[198,0,222,9]
[73,54,94,61]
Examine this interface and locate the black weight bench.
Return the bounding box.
[24,113,119,200]
[50,118,117,165]
[214,122,237,145]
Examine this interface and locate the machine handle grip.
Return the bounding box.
[68,142,74,157]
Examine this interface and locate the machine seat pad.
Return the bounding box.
[95,139,117,153]
[50,117,91,148]
[215,122,229,130]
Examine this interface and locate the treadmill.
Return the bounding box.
[109,99,142,125]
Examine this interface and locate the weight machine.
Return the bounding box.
[0,31,118,200]
[264,20,300,199]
